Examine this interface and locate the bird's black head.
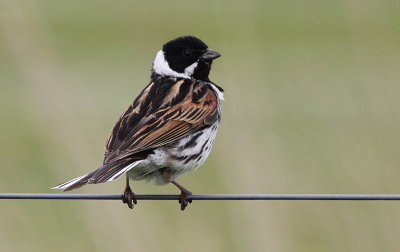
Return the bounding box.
[152,36,221,82]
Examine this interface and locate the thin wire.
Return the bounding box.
[2,193,400,200]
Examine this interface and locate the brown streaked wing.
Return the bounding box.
[103,82,155,163]
[104,81,218,164]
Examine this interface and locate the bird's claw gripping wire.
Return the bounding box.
[122,182,137,209]
[179,192,192,211]
[122,187,137,209]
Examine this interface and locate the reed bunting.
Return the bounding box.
[52,36,223,210]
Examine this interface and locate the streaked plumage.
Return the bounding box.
[53,36,223,210]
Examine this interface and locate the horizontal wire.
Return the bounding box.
[2,193,400,201]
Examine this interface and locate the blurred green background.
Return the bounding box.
[1,0,400,251]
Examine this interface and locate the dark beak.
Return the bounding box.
[200,49,221,60]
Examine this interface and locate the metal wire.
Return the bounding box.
[2,193,400,201]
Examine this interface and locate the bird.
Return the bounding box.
[52,36,224,210]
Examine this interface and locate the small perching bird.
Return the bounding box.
[52,36,223,210]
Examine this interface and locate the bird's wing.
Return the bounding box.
[103,78,219,164]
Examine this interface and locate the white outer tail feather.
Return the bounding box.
[51,161,142,190]
[107,161,141,182]
[51,173,89,190]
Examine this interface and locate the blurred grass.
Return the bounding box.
[1,0,400,251]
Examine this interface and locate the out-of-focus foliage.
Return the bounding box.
[1,1,400,251]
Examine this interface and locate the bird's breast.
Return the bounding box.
[165,122,219,171]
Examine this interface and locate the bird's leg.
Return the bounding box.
[163,169,192,211]
[122,175,137,209]
[163,170,192,210]
[170,179,192,211]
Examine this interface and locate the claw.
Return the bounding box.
[179,191,192,211]
[163,172,193,211]
[123,179,137,209]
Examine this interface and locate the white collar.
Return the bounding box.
[152,50,224,100]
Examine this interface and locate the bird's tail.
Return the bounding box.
[51,170,97,191]
[51,159,142,191]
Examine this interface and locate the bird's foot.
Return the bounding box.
[179,190,192,211]
[122,186,137,209]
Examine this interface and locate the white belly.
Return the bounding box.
[127,122,219,185]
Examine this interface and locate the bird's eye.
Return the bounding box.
[182,49,193,59]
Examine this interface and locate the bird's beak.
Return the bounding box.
[200,49,221,60]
